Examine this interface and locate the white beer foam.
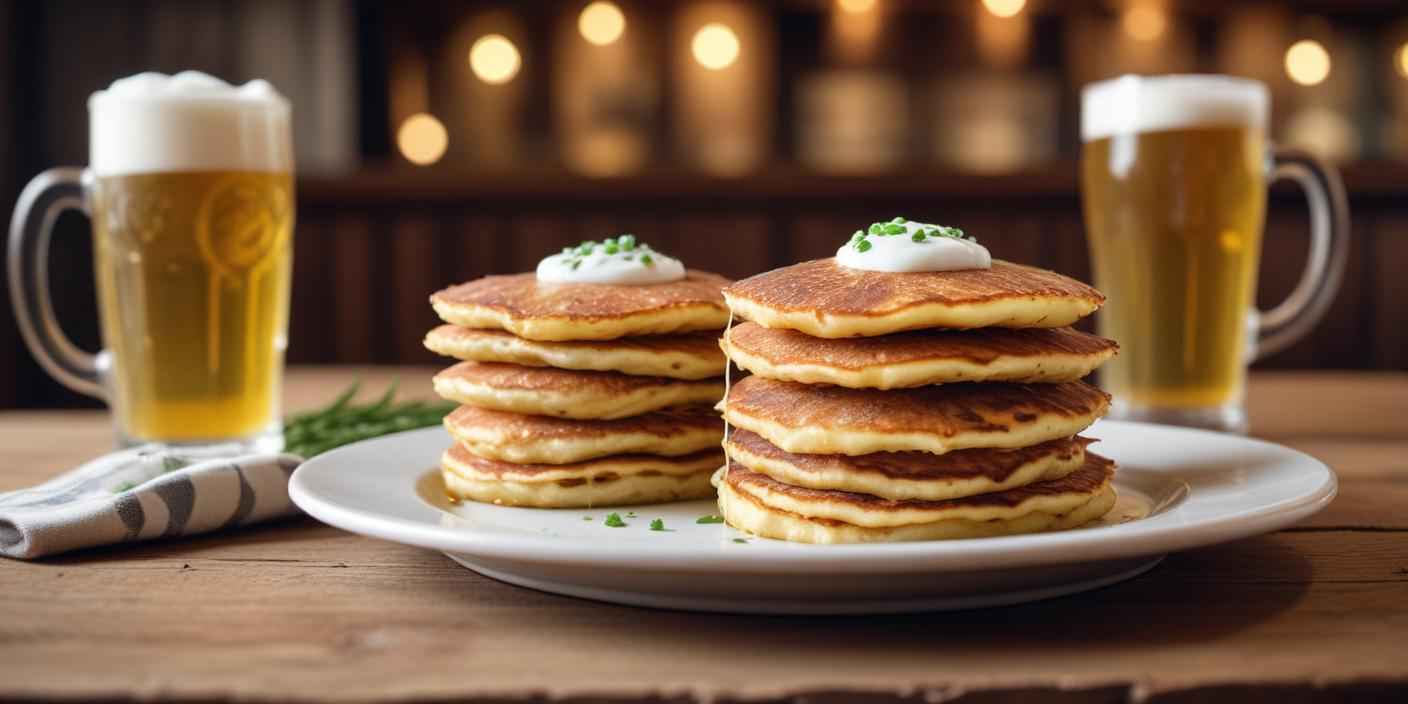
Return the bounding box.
[88,71,292,176]
[1081,74,1267,143]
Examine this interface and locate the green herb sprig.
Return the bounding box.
[848,217,974,253]
[283,382,456,458]
[556,235,660,271]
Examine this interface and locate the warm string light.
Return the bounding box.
[469,34,522,84]
[397,113,448,166]
[981,0,1025,19]
[1397,43,1408,78]
[837,0,877,13]
[578,1,626,46]
[692,22,740,70]
[1122,4,1167,42]
[1285,39,1331,86]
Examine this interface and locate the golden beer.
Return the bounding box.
[1082,125,1265,409]
[92,170,293,441]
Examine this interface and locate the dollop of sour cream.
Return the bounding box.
[835,218,991,273]
[536,235,686,285]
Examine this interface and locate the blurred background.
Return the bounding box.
[2,0,1406,410]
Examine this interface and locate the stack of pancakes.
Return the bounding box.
[425,270,732,507]
[717,258,1120,543]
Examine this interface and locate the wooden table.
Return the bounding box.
[2,368,1405,703]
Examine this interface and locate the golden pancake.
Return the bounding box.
[723,376,1109,456]
[723,259,1104,338]
[717,454,1117,543]
[719,452,1114,528]
[425,325,726,380]
[433,361,723,420]
[441,444,721,507]
[431,270,731,341]
[722,322,1117,389]
[444,404,723,465]
[725,429,1089,501]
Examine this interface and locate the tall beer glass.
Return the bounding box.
[1081,75,1348,433]
[8,71,293,451]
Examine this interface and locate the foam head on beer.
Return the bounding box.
[88,70,291,176]
[1080,74,1267,145]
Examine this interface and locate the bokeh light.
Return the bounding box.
[469,34,521,85]
[1397,43,1408,78]
[981,0,1026,19]
[691,23,740,70]
[578,2,626,46]
[397,113,448,166]
[837,0,878,13]
[1122,5,1167,42]
[1285,39,1331,86]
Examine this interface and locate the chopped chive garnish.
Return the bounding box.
[604,512,627,527]
[911,231,927,242]
[891,216,907,224]
[582,516,593,521]
[619,234,636,250]
[732,538,747,544]
[571,260,581,270]
[867,223,882,235]
[696,515,724,524]
[640,254,654,266]
[856,239,872,252]
[649,518,667,531]
[604,243,619,255]
[882,223,905,235]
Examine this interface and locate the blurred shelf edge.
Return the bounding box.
[298,161,1408,206]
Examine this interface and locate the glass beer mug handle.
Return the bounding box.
[1253,149,1351,361]
[7,167,107,398]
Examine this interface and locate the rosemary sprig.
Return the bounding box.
[283,382,456,458]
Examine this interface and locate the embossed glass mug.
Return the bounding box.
[1081,75,1349,433]
[8,72,293,451]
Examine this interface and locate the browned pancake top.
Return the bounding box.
[727,429,1089,482]
[724,451,1115,512]
[446,403,722,441]
[726,322,1117,369]
[429,325,725,357]
[432,270,730,322]
[436,361,709,393]
[445,443,724,478]
[724,259,1103,318]
[726,376,1110,436]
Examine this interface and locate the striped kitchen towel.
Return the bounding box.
[0,445,302,559]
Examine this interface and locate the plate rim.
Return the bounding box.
[289,420,1337,574]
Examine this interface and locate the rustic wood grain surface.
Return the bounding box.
[1,368,1405,703]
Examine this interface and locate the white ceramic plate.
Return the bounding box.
[289,420,1335,614]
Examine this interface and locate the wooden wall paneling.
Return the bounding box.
[787,214,854,263]
[1048,214,1093,286]
[444,216,505,287]
[389,217,440,364]
[667,215,772,281]
[0,0,16,409]
[1048,215,1096,333]
[1371,218,1408,371]
[1302,214,1373,369]
[1256,213,1317,369]
[288,215,333,364]
[331,217,377,363]
[507,216,582,273]
[144,0,233,77]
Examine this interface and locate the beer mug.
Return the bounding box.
[1081,74,1348,433]
[8,71,294,451]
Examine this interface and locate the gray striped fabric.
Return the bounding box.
[0,445,302,559]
